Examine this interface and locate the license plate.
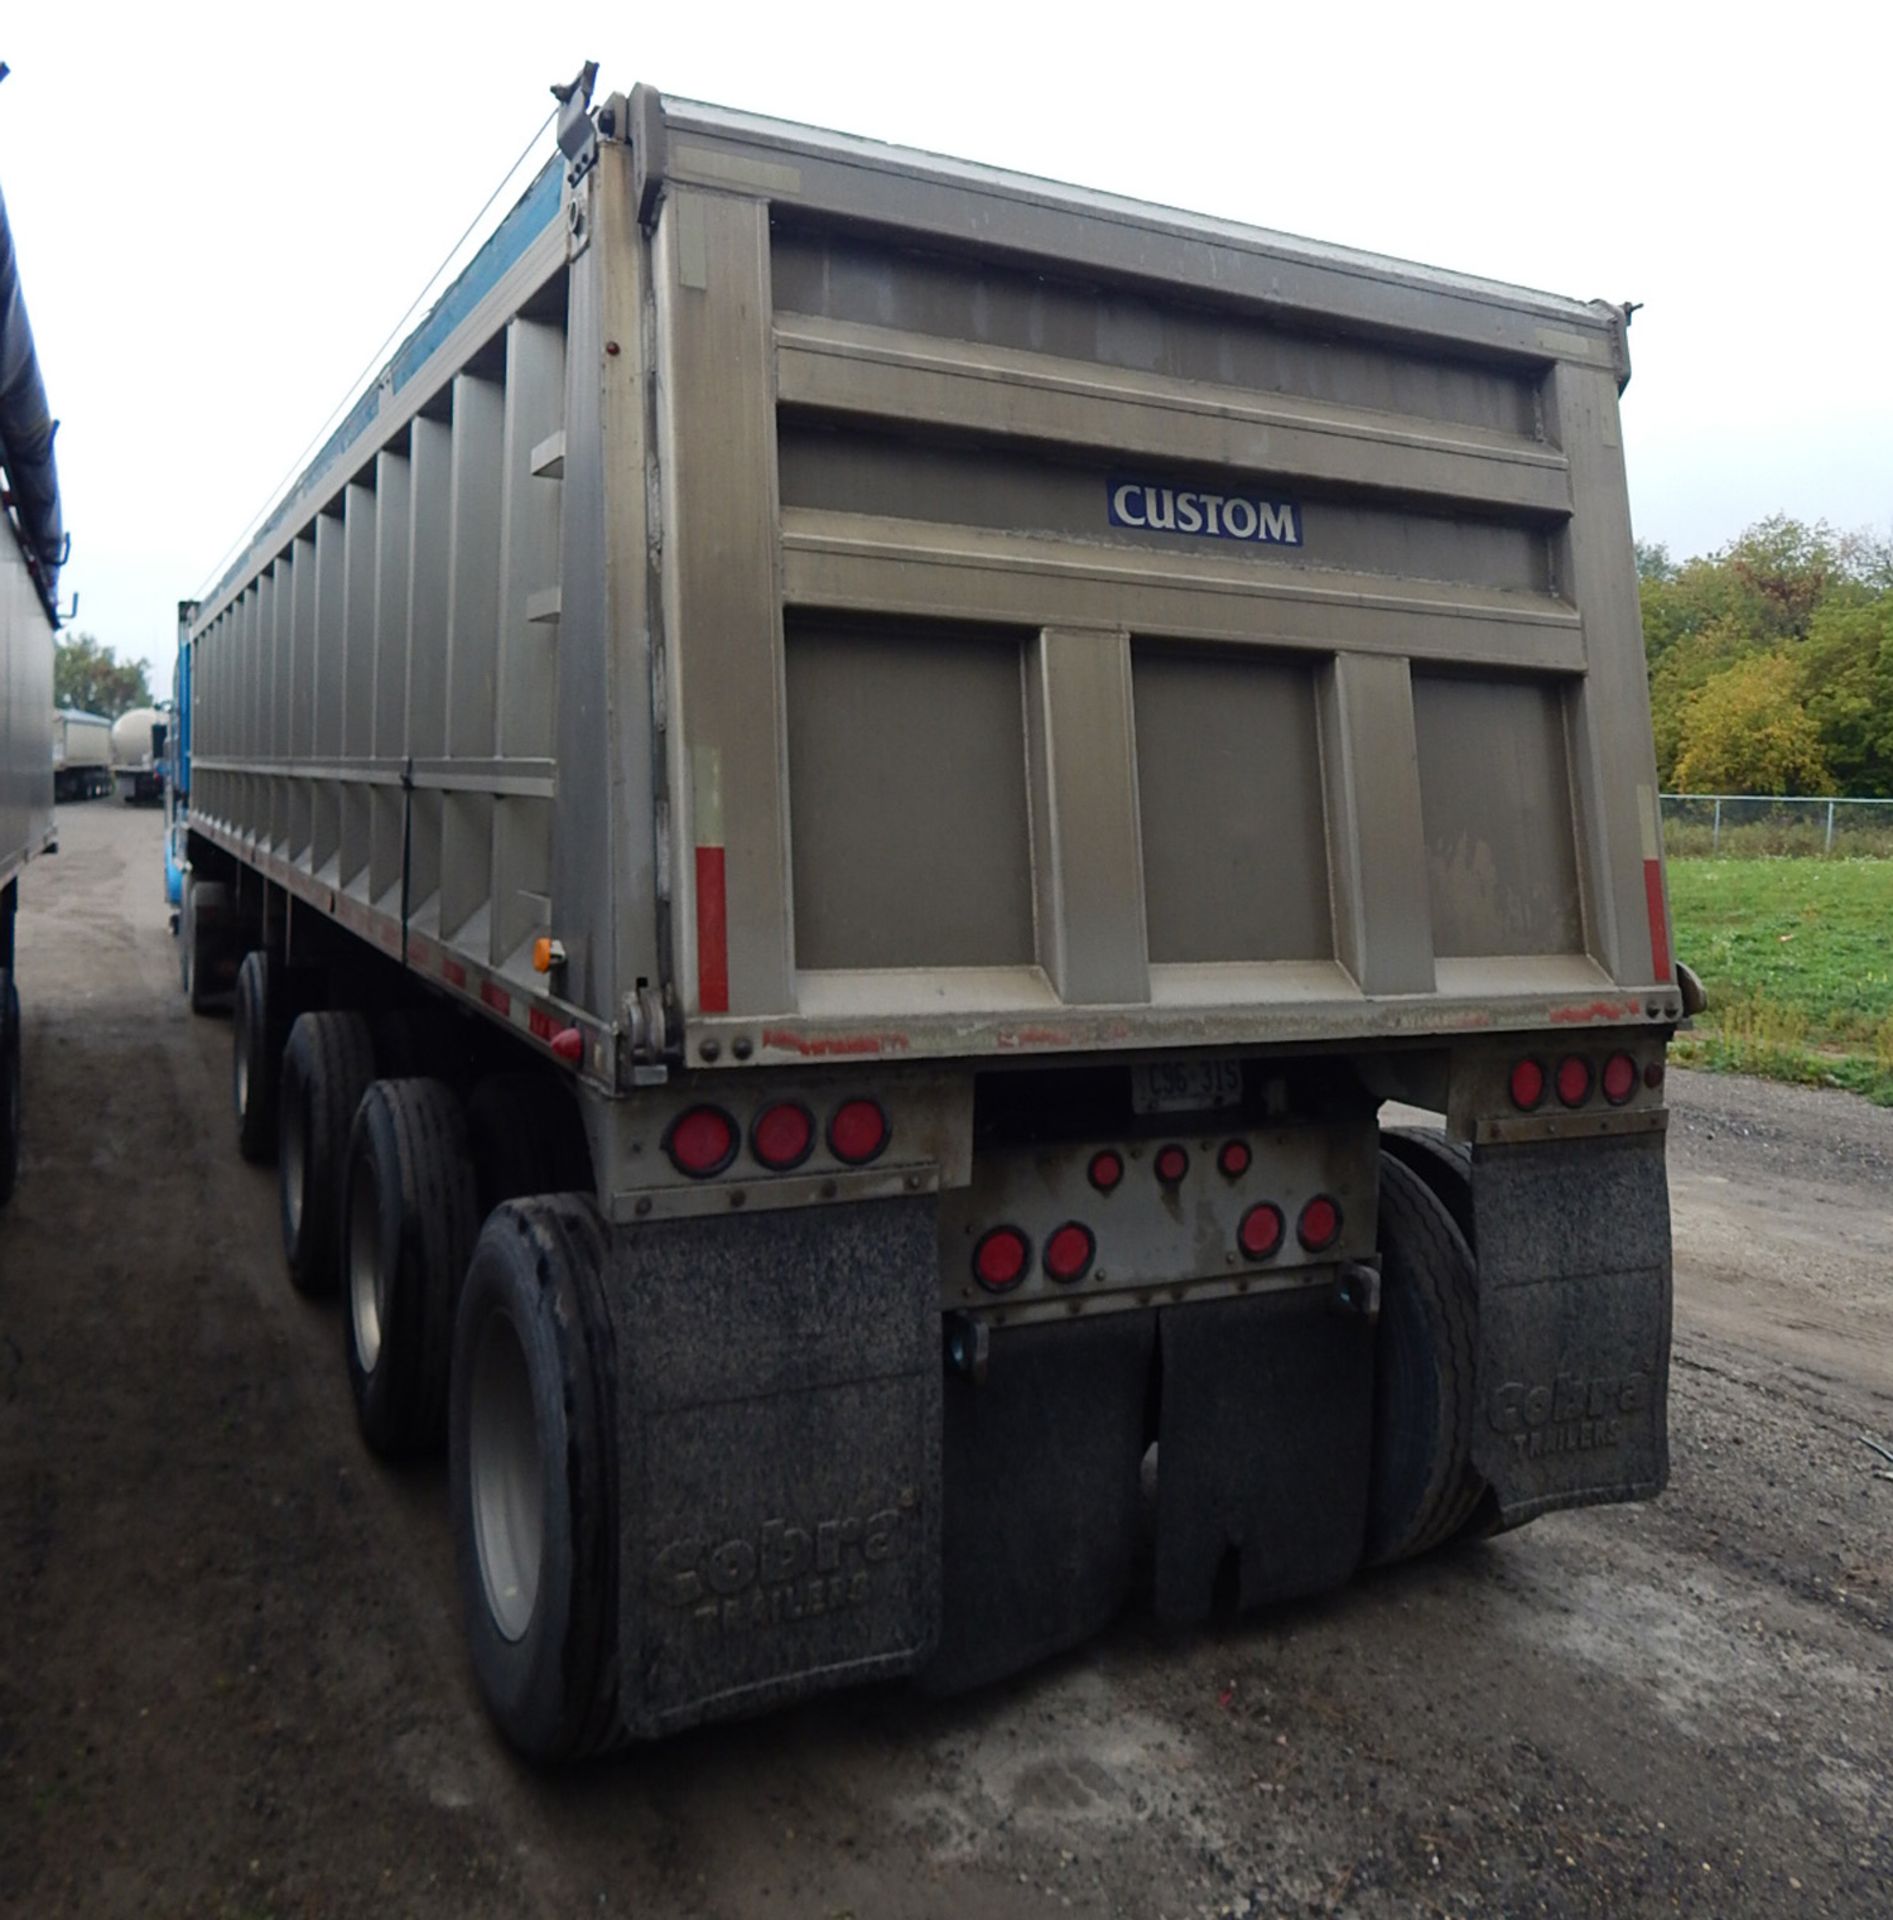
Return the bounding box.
[1131,1059,1244,1116]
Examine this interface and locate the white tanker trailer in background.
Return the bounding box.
[111,703,167,804]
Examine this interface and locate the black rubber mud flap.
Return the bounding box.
[599,1195,940,1739]
[921,1313,1155,1695]
[1470,1134,1672,1526]
[1153,1288,1374,1624]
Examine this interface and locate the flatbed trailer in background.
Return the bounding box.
[0,176,63,1206]
[175,72,1680,1758]
[52,706,111,800]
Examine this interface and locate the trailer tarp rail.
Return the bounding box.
[0,180,64,617]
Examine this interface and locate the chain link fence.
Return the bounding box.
[1661,794,1893,858]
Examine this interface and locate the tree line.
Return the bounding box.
[1639,516,1893,796]
[53,633,154,721]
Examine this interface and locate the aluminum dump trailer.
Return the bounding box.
[177,75,1680,1758]
[1,172,61,1209]
[111,703,167,804]
[52,706,111,800]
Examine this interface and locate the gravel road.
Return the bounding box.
[2,803,1888,1918]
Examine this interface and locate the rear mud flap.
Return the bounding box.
[1470,1134,1672,1526]
[600,1197,940,1738]
[1153,1290,1373,1624]
[921,1313,1154,1695]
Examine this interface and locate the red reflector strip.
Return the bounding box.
[441,957,466,989]
[696,844,729,1015]
[1644,858,1671,985]
[480,980,511,1016]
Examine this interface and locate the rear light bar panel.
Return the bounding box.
[938,1120,1378,1326]
[603,1072,973,1224]
[1449,1037,1670,1148]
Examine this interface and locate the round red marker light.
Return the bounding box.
[973,1226,1030,1293]
[1088,1149,1125,1193]
[1155,1144,1189,1185]
[1509,1058,1547,1111]
[1238,1202,1284,1261]
[1601,1053,1637,1106]
[666,1105,738,1178]
[1297,1195,1342,1254]
[751,1101,815,1171]
[828,1098,889,1165]
[1555,1056,1593,1108]
[1217,1139,1252,1179]
[1644,1060,1665,1092]
[1043,1223,1095,1284]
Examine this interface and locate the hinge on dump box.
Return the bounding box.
[625,981,671,1081]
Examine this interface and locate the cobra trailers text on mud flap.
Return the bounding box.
[172,71,1679,1759]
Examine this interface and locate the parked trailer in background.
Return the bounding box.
[111,703,167,804]
[52,706,111,800]
[1,175,64,1206]
[176,74,1681,1759]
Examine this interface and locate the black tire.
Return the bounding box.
[343,1080,481,1457]
[278,1011,377,1297]
[0,974,20,1209]
[232,951,288,1163]
[467,1074,593,1218]
[183,877,235,1015]
[451,1197,620,1762]
[1365,1153,1484,1567]
[1379,1124,1475,1252]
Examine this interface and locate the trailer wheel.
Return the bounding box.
[467,1074,593,1216]
[278,1011,377,1297]
[1379,1124,1475,1252]
[343,1079,481,1456]
[183,878,234,1016]
[1365,1153,1485,1566]
[0,974,20,1209]
[451,1197,620,1762]
[232,952,288,1163]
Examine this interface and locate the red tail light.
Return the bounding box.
[1555,1057,1592,1108]
[1043,1222,1095,1284]
[1238,1202,1284,1261]
[1088,1149,1124,1193]
[1154,1144,1189,1185]
[828,1098,889,1165]
[1297,1195,1342,1253]
[1601,1053,1637,1105]
[1217,1139,1252,1178]
[751,1101,815,1171]
[973,1226,1030,1293]
[666,1105,738,1178]
[1509,1058,1547,1111]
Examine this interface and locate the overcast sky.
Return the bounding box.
[5,1,1888,676]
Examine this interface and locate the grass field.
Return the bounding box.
[1666,856,1893,1105]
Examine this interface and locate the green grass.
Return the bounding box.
[1667,856,1893,1104]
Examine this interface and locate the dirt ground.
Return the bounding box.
[2,802,1888,1920]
